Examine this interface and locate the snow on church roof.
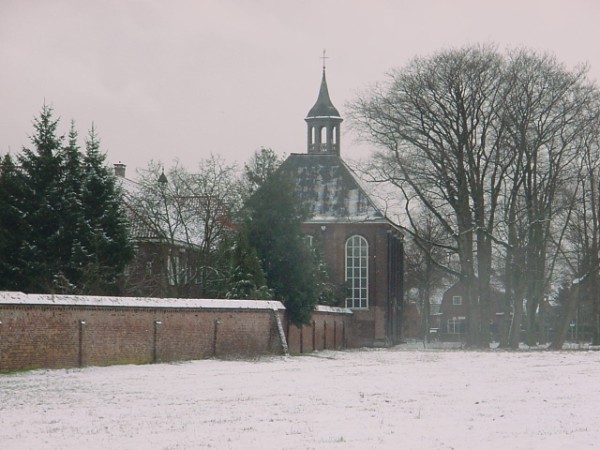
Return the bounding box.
[279,153,389,223]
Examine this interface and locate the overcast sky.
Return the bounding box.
[2,0,599,175]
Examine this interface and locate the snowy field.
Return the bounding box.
[2,347,600,449]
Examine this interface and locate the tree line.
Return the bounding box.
[0,105,132,294]
[348,44,600,348]
[4,43,598,341]
[0,110,331,325]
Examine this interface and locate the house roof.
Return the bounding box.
[116,175,204,248]
[279,153,388,223]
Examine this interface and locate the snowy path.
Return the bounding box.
[1,348,599,449]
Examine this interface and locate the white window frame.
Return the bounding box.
[345,235,368,309]
[452,295,463,306]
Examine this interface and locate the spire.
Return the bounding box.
[306,67,341,119]
[305,50,343,155]
[158,168,168,187]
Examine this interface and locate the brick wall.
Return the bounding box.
[0,293,353,372]
[286,305,353,353]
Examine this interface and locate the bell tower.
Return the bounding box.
[305,51,343,155]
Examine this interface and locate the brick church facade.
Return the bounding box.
[278,67,405,347]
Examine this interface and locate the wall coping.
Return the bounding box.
[314,305,353,315]
[0,291,285,311]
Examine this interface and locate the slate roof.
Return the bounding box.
[279,153,387,223]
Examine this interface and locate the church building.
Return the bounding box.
[278,65,405,347]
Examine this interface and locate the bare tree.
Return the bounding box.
[550,98,600,348]
[125,156,241,298]
[402,210,451,343]
[349,45,510,347]
[500,51,597,347]
[349,45,600,348]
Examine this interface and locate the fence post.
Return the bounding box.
[153,319,162,363]
[324,321,327,349]
[334,320,337,350]
[212,319,220,357]
[78,320,86,368]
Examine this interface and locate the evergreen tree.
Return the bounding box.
[310,240,344,307]
[0,106,132,294]
[57,122,87,290]
[226,229,272,300]
[0,154,29,290]
[243,169,319,325]
[78,125,133,294]
[243,147,282,196]
[17,104,66,291]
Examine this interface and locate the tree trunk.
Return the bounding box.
[550,282,582,350]
[509,294,524,349]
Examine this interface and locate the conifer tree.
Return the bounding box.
[0,106,132,294]
[79,125,133,294]
[243,169,319,325]
[0,154,29,290]
[226,229,272,300]
[17,104,66,291]
[57,122,87,289]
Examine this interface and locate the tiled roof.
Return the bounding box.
[279,153,387,223]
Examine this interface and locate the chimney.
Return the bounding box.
[114,162,126,178]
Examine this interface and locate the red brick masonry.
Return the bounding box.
[0,292,353,372]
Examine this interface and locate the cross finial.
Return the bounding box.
[321,49,329,71]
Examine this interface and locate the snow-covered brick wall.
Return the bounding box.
[0,291,285,311]
[0,292,355,372]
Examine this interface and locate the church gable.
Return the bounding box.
[280,153,385,223]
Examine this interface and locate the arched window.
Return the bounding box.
[345,235,368,309]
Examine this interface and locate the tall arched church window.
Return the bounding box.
[345,235,368,309]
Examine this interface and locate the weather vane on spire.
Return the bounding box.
[321,49,329,71]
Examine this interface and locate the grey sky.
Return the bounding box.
[2,0,599,174]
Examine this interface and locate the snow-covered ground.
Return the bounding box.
[1,347,599,449]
